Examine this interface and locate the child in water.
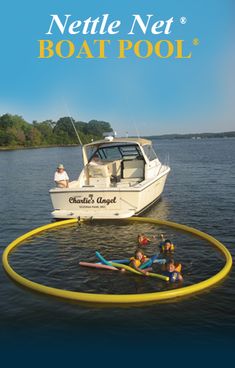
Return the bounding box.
[159,239,175,253]
[163,259,183,282]
[129,249,150,275]
[137,233,151,246]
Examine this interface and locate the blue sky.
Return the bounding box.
[0,0,234,135]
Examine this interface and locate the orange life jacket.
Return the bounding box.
[130,254,147,267]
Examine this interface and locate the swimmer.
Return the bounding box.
[163,259,183,282]
[161,259,182,272]
[129,249,150,275]
[159,239,175,253]
[137,234,151,246]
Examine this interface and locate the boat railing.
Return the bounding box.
[156,153,170,176]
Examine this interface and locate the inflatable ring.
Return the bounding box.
[2,217,233,304]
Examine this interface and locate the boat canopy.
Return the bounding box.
[84,137,152,149]
[82,138,153,165]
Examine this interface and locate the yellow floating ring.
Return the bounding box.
[2,217,233,304]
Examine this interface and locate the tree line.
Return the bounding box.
[0,114,113,148]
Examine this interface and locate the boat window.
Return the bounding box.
[87,147,102,161]
[96,150,106,160]
[143,145,157,161]
[99,146,122,160]
[98,145,142,160]
[119,146,141,158]
[87,144,144,162]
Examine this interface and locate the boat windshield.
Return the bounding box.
[87,143,143,161]
[142,144,157,161]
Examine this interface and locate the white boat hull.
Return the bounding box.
[50,168,170,219]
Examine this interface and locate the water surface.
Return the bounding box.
[0,138,234,344]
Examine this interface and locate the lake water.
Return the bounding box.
[0,138,234,350]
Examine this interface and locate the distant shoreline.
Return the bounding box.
[0,144,80,151]
[146,131,235,140]
[1,132,234,151]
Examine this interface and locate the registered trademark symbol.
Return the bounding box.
[180,17,187,24]
[193,38,200,46]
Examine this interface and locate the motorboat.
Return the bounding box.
[50,136,170,219]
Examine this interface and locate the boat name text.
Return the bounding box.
[69,195,117,206]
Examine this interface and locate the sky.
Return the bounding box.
[0,0,234,135]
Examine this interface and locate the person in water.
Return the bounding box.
[54,164,69,188]
[137,234,151,246]
[159,239,175,253]
[163,259,183,282]
[129,249,150,275]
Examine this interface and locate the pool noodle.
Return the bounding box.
[102,259,130,265]
[96,256,165,268]
[110,262,169,281]
[79,261,118,271]
[96,252,169,281]
[139,255,166,269]
[95,251,113,266]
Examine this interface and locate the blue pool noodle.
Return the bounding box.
[108,259,130,264]
[96,251,165,269]
[140,254,166,269]
[95,251,113,266]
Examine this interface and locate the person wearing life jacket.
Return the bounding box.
[159,239,175,253]
[129,249,150,274]
[163,259,183,283]
[137,234,151,246]
[161,258,182,273]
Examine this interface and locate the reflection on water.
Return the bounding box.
[145,197,171,220]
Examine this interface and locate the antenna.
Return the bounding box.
[68,115,83,146]
[133,120,140,138]
[66,107,87,166]
[64,101,83,146]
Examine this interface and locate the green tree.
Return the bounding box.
[33,120,55,145]
[28,127,42,146]
[0,113,114,148]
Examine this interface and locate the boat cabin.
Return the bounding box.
[71,137,161,189]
